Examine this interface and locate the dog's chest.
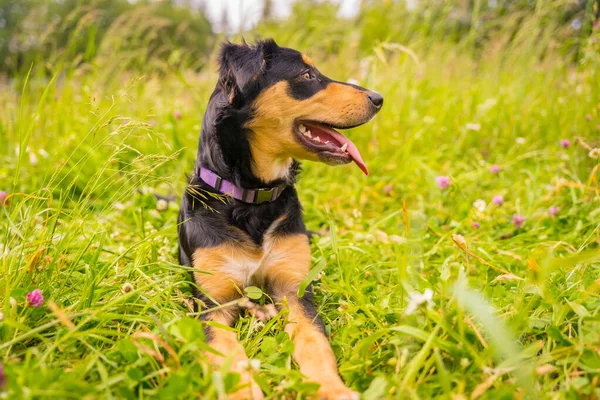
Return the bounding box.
[220,241,281,287]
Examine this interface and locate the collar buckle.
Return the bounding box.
[256,187,275,203]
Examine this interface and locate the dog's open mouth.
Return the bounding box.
[293,121,368,175]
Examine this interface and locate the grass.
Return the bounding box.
[1,4,600,399]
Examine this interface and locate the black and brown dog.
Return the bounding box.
[178,39,383,399]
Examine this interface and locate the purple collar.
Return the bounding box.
[196,167,287,204]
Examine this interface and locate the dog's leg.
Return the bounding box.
[193,246,264,400]
[264,235,358,400]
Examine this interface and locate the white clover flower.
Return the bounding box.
[236,359,259,372]
[29,151,38,165]
[466,123,481,131]
[516,137,526,144]
[405,289,434,315]
[248,359,261,372]
[473,199,487,212]
[122,282,134,293]
[156,199,168,211]
[390,235,407,245]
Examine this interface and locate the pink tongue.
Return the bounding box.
[312,126,369,176]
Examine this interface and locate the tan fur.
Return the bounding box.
[194,225,356,398]
[193,242,260,302]
[302,54,315,67]
[258,234,311,298]
[285,305,356,398]
[260,234,358,399]
[246,81,371,182]
[205,309,264,399]
[193,243,264,399]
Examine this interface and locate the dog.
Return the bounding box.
[178,39,383,399]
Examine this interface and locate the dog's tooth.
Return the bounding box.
[306,130,312,138]
[298,124,306,133]
[314,136,321,142]
[341,143,348,152]
[325,140,330,144]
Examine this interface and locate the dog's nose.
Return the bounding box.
[367,91,384,109]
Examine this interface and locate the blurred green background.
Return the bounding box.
[0,0,596,76]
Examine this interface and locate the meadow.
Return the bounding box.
[1,1,600,399]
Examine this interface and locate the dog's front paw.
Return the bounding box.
[227,381,264,400]
[317,384,360,400]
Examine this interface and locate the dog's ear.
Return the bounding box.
[218,39,277,105]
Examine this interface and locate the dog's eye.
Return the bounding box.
[302,71,312,80]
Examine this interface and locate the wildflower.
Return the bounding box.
[549,207,560,217]
[390,235,407,244]
[560,139,570,148]
[452,234,467,247]
[594,21,599,30]
[0,191,8,206]
[512,214,525,228]
[148,119,156,126]
[236,359,261,373]
[122,282,134,293]
[405,289,434,315]
[492,195,504,206]
[466,123,481,131]
[589,148,600,159]
[38,149,49,158]
[374,230,389,243]
[156,199,168,211]
[571,18,582,30]
[490,164,500,174]
[473,199,487,212]
[435,176,451,190]
[585,114,592,121]
[472,222,480,229]
[26,289,44,307]
[0,363,5,389]
[173,110,182,120]
[516,137,526,144]
[249,358,261,372]
[29,151,38,166]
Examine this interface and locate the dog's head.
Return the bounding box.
[216,39,383,182]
